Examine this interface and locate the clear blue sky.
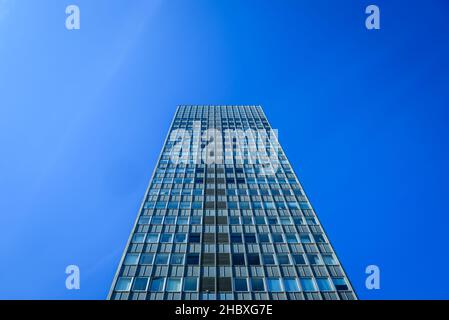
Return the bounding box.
[0,0,448,299]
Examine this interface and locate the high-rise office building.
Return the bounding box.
[108,105,356,300]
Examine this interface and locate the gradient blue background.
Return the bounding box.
[1,0,448,299]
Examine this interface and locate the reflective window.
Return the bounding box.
[132,277,149,291]
[283,278,300,292]
[234,278,248,291]
[150,277,165,292]
[166,278,182,292]
[251,278,265,291]
[115,277,132,291]
[267,278,282,292]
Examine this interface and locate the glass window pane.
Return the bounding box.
[267,278,282,292]
[166,278,182,292]
[155,254,169,264]
[317,278,332,291]
[160,233,173,243]
[170,254,184,265]
[115,277,132,291]
[140,253,154,265]
[300,278,316,292]
[174,233,187,243]
[124,254,139,265]
[283,278,300,292]
[146,233,159,243]
[132,233,145,243]
[234,278,248,291]
[150,277,165,292]
[251,278,265,291]
[132,277,149,291]
[184,277,198,291]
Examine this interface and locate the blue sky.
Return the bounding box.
[0,0,448,299]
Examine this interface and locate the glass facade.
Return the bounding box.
[108,105,356,300]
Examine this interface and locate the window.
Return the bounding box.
[218,277,232,292]
[277,254,290,265]
[313,234,326,243]
[231,233,242,243]
[247,254,260,266]
[317,278,332,291]
[322,255,337,265]
[300,278,316,292]
[191,216,202,224]
[332,278,349,291]
[234,278,248,291]
[189,233,201,243]
[146,233,159,243]
[283,278,300,292]
[124,254,139,265]
[218,253,231,265]
[155,254,169,265]
[258,233,270,242]
[244,233,257,243]
[203,233,215,243]
[186,253,200,265]
[286,234,298,243]
[201,277,215,292]
[255,216,266,225]
[307,254,322,265]
[232,253,245,266]
[300,234,311,243]
[280,217,291,225]
[177,217,189,225]
[140,253,154,265]
[115,277,132,291]
[138,217,150,224]
[217,216,228,225]
[252,202,262,209]
[170,254,184,265]
[264,202,275,209]
[242,216,252,224]
[164,216,176,224]
[174,233,187,243]
[166,278,182,292]
[251,278,265,291]
[267,278,282,292]
[202,253,215,266]
[160,233,173,243]
[132,233,145,243]
[149,277,165,292]
[217,233,229,244]
[132,277,149,291]
[184,277,198,291]
[262,254,275,265]
[229,217,240,225]
[272,234,284,243]
[292,254,306,265]
[152,216,163,224]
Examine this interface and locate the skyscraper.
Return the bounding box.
[108,105,356,300]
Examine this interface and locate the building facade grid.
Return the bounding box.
[108,105,356,300]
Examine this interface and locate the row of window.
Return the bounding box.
[132,232,325,245]
[115,276,349,293]
[123,252,338,266]
[137,215,316,226]
[149,185,300,194]
[144,200,309,210]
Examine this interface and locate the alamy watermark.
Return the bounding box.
[167,123,281,177]
[65,265,80,290]
[365,5,380,30]
[365,264,380,290]
[66,5,80,30]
